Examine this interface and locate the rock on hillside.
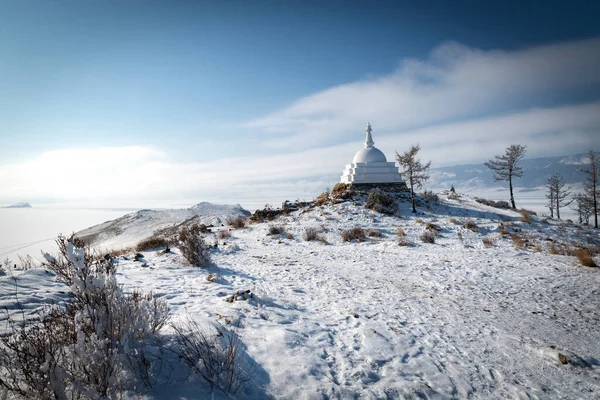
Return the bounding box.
[76,202,250,249]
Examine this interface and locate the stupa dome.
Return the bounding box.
[353,147,387,163]
[340,123,405,185]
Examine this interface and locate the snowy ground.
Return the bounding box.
[1,193,599,399]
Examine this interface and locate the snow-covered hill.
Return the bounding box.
[76,202,251,250]
[1,193,599,399]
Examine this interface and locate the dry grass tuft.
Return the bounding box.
[519,210,532,224]
[136,235,171,252]
[268,225,285,235]
[482,237,496,248]
[286,232,294,240]
[511,234,524,250]
[226,216,247,229]
[304,227,325,242]
[366,229,381,238]
[463,219,478,232]
[218,230,232,240]
[574,248,597,267]
[415,218,423,224]
[420,230,436,244]
[341,227,367,242]
[425,222,441,235]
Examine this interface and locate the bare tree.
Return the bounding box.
[396,144,431,213]
[580,150,599,228]
[484,144,526,209]
[545,172,572,219]
[571,192,594,225]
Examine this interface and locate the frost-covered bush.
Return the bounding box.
[0,235,169,399]
[178,225,212,267]
[365,188,397,215]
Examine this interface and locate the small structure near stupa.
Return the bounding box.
[340,123,407,192]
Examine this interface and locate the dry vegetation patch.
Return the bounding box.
[136,235,171,252]
[574,248,597,267]
[303,227,326,242]
[341,227,367,242]
[420,230,436,244]
[268,225,285,235]
[227,216,247,229]
[463,219,478,232]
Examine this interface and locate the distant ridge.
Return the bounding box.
[428,152,592,191]
[3,202,32,208]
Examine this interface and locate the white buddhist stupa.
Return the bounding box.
[340,123,405,186]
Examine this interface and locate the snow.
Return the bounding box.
[1,193,599,399]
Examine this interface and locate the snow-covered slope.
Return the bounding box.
[75,202,250,250]
[1,193,599,399]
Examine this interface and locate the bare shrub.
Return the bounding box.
[331,183,353,202]
[268,225,285,235]
[365,188,397,215]
[218,230,231,240]
[286,232,294,240]
[420,230,436,244]
[425,222,441,235]
[421,190,439,203]
[366,229,381,238]
[303,227,319,241]
[519,210,532,223]
[226,216,247,229]
[512,234,524,249]
[449,218,457,224]
[397,236,409,246]
[171,320,254,395]
[463,219,478,232]
[313,191,330,207]
[17,254,36,270]
[533,242,542,252]
[178,225,211,267]
[482,237,496,248]
[136,235,171,251]
[574,248,597,267]
[341,227,366,242]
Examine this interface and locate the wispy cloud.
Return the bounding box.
[244,37,600,150]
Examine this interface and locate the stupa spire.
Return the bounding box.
[365,122,374,148]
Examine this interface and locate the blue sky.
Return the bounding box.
[1,0,599,208]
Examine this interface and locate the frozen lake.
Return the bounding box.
[0,207,132,264]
